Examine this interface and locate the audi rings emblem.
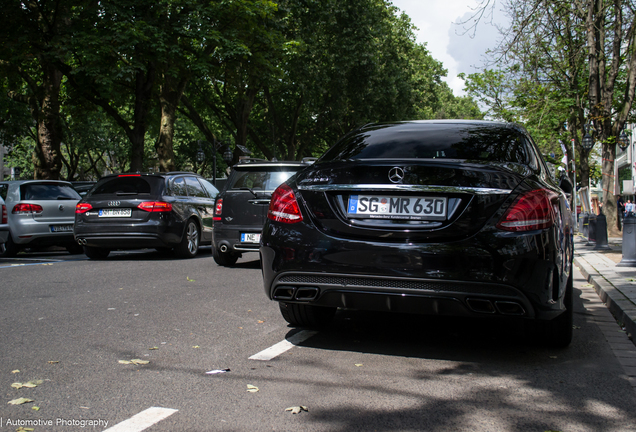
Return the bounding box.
[388,167,405,184]
[108,201,121,207]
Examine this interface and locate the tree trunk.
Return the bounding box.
[156,75,188,172]
[129,64,156,172]
[34,62,63,180]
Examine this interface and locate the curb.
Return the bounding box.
[574,254,636,339]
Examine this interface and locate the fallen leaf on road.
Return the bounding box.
[48,361,59,364]
[193,345,200,349]
[582,284,594,288]
[573,325,581,329]
[149,347,158,350]
[285,406,308,414]
[187,276,195,282]
[355,364,363,367]
[16,428,34,432]
[8,397,34,405]
[32,406,40,411]
[11,383,23,389]
[247,384,259,393]
[257,320,264,324]
[11,370,20,374]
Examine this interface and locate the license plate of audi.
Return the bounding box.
[98,208,132,218]
[347,195,447,220]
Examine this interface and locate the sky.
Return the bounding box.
[389,0,504,96]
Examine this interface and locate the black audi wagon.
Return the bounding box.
[260,120,575,347]
[74,172,218,259]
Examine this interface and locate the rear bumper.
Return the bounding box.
[260,220,573,321]
[264,270,533,318]
[74,232,177,249]
[213,224,262,253]
[8,216,76,246]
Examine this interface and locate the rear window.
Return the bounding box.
[89,176,162,196]
[20,183,80,200]
[229,167,300,191]
[320,123,530,164]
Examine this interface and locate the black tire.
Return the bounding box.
[84,246,110,260]
[66,243,85,255]
[213,247,239,266]
[0,233,20,257]
[541,270,574,348]
[279,302,336,328]
[175,219,200,258]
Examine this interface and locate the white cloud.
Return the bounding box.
[390,0,504,96]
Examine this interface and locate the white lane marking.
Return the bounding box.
[249,330,318,361]
[102,407,178,432]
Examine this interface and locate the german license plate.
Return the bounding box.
[347,195,447,220]
[98,208,132,218]
[50,224,74,232]
[241,233,261,243]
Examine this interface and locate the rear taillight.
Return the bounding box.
[213,199,223,221]
[75,203,93,214]
[12,203,43,214]
[138,201,172,212]
[497,189,558,232]
[268,183,303,224]
[1,205,7,224]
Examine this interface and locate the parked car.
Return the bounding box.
[260,120,575,347]
[74,172,218,260]
[0,180,83,257]
[0,196,9,249]
[212,158,312,266]
[71,181,96,197]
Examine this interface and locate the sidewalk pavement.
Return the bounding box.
[573,234,636,389]
[574,235,636,340]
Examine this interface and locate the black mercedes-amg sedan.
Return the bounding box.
[260,120,574,347]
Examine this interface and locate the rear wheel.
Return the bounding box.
[175,219,199,258]
[539,270,573,348]
[0,234,20,257]
[279,302,336,328]
[84,246,110,260]
[213,247,239,266]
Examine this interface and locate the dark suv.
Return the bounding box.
[74,172,218,259]
[212,159,311,266]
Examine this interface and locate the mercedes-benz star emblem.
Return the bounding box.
[388,167,405,184]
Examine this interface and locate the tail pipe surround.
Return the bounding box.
[273,286,320,302]
[466,298,526,316]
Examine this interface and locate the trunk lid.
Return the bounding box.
[296,160,529,242]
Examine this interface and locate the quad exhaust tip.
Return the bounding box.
[466,298,526,316]
[273,286,319,302]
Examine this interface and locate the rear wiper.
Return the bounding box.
[57,197,75,200]
[116,192,138,196]
[239,187,258,198]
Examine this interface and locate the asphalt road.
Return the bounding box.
[1,247,635,432]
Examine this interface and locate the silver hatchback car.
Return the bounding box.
[0,180,82,257]
[0,196,8,247]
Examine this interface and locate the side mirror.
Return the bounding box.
[558,173,573,194]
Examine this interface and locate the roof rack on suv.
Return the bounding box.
[237,158,269,164]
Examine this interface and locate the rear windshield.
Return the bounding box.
[320,123,530,164]
[89,176,163,196]
[229,168,301,191]
[20,183,81,200]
